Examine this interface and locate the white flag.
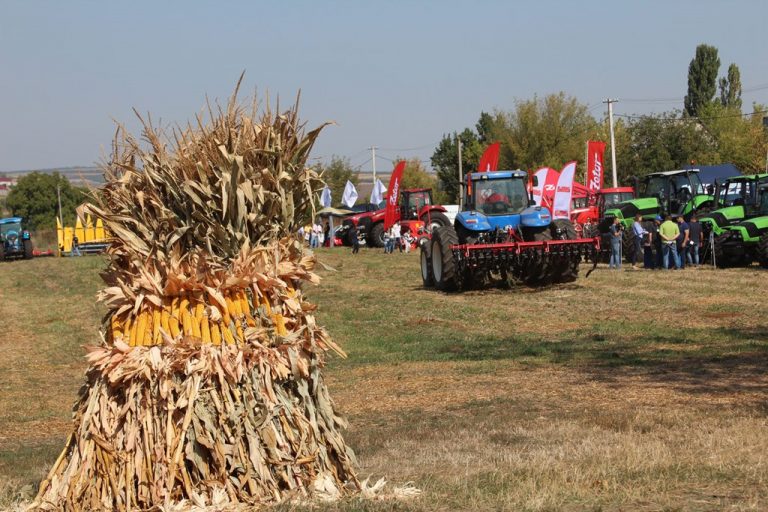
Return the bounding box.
[551,161,577,220]
[320,186,332,208]
[531,167,549,206]
[341,180,358,208]
[370,179,386,206]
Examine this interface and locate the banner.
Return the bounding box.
[477,142,500,172]
[384,161,406,230]
[586,141,606,192]
[320,186,332,208]
[341,180,358,208]
[370,179,386,206]
[531,167,559,208]
[552,161,577,219]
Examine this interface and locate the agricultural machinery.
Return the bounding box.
[597,169,714,262]
[0,217,34,260]
[342,187,450,247]
[571,186,635,236]
[711,181,768,268]
[420,170,599,291]
[699,173,768,238]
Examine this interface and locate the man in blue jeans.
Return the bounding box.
[659,215,680,269]
[609,217,623,269]
[687,215,702,266]
[631,214,647,269]
[676,216,689,269]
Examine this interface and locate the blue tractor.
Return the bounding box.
[420,170,599,291]
[0,217,34,260]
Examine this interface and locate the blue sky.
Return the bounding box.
[1,0,766,173]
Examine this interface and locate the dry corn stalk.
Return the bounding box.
[31,79,358,511]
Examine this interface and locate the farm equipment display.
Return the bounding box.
[420,170,599,291]
[571,186,635,236]
[699,173,768,239]
[711,182,768,267]
[597,169,714,262]
[0,217,34,260]
[342,187,450,247]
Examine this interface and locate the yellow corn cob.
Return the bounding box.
[236,324,245,344]
[152,309,162,344]
[221,304,232,326]
[222,325,236,345]
[194,302,204,320]
[274,313,287,336]
[226,295,241,318]
[260,295,272,315]
[144,312,153,346]
[161,310,171,336]
[211,322,222,345]
[201,315,211,344]
[238,291,250,316]
[182,310,192,336]
[191,315,202,339]
[169,315,181,339]
[134,310,148,347]
[179,295,190,318]
[123,316,133,341]
[170,296,180,320]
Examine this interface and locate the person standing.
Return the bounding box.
[71,234,82,257]
[687,215,703,267]
[392,222,402,253]
[609,217,623,270]
[659,215,680,269]
[676,216,690,269]
[653,215,664,269]
[631,214,647,269]
[310,221,320,248]
[349,224,360,254]
[643,220,656,269]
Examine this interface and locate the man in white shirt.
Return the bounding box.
[391,222,402,252]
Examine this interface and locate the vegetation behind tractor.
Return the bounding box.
[711,182,768,267]
[0,217,34,260]
[421,170,599,291]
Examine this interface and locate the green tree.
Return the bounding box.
[399,157,437,191]
[719,63,742,110]
[430,129,483,203]
[486,93,600,171]
[684,44,720,117]
[6,172,88,230]
[699,102,767,172]
[317,156,359,207]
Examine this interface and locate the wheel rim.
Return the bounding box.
[428,220,442,232]
[421,250,429,281]
[432,242,443,281]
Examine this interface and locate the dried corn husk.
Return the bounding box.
[31,79,357,511]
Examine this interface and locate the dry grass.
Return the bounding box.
[2,252,768,510]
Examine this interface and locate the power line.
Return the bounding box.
[376,141,441,152]
[615,109,768,122]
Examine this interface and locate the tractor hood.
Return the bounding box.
[699,205,745,232]
[456,206,551,232]
[604,197,660,222]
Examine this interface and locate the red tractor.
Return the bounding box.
[570,186,635,237]
[342,188,451,247]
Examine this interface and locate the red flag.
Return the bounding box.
[586,141,606,192]
[542,168,560,210]
[477,142,500,172]
[384,161,406,230]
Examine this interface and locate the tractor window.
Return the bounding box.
[760,188,768,215]
[641,176,666,197]
[473,178,528,215]
[602,193,626,208]
[572,197,588,209]
[0,221,22,237]
[402,190,432,220]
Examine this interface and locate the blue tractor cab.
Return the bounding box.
[0,217,34,260]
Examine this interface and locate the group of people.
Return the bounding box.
[298,220,330,249]
[383,222,415,254]
[608,213,704,270]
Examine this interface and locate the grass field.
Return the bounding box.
[1,250,766,511]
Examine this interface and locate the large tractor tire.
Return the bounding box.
[758,232,768,269]
[23,239,34,260]
[622,228,636,264]
[368,222,386,248]
[714,233,748,268]
[551,219,579,282]
[431,226,459,291]
[420,240,434,287]
[0,244,4,261]
[421,211,450,233]
[523,226,552,285]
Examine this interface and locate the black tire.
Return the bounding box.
[0,243,4,261]
[622,228,636,264]
[551,219,579,282]
[758,232,768,269]
[523,226,552,285]
[421,211,451,232]
[420,241,434,287]
[368,222,385,248]
[431,226,459,291]
[23,239,33,259]
[714,233,748,268]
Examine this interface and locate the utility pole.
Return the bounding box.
[57,184,63,226]
[457,135,464,205]
[368,146,377,183]
[604,98,619,187]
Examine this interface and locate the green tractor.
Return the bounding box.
[699,173,768,239]
[597,169,714,262]
[712,182,768,268]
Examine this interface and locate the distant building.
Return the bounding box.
[0,176,18,196]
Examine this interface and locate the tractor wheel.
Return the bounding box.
[551,219,579,282]
[23,239,34,259]
[523,226,552,285]
[420,241,434,287]
[368,222,385,248]
[0,244,4,261]
[622,228,636,264]
[421,211,450,232]
[758,232,768,269]
[431,226,459,291]
[714,233,748,268]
